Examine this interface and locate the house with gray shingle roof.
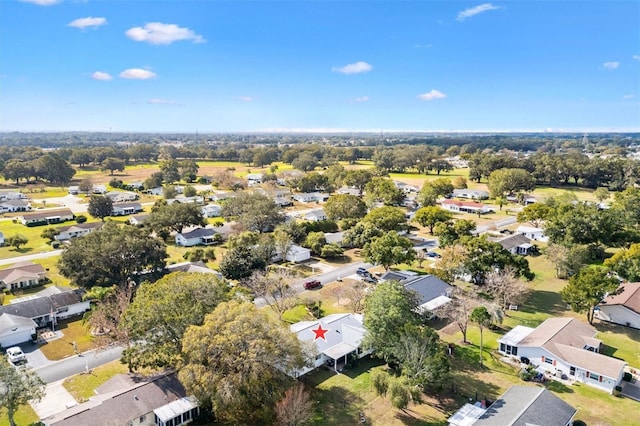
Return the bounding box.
[449,385,577,426]
[175,227,217,247]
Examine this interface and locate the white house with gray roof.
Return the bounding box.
[379,271,453,316]
[497,317,626,393]
[290,313,371,377]
[175,228,217,247]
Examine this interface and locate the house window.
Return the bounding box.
[544,357,554,364]
[569,366,576,376]
[588,372,601,381]
[500,343,506,353]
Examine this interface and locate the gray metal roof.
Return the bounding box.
[179,228,216,239]
[402,275,453,307]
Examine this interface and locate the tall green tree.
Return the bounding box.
[342,221,384,248]
[221,191,284,232]
[413,206,453,234]
[149,202,206,234]
[324,194,367,221]
[487,168,535,198]
[0,360,46,426]
[87,195,113,221]
[470,306,492,368]
[362,206,407,232]
[58,222,167,288]
[363,281,422,362]
[395,324,450,391]
[35,153,76,185]
[604,243,640,282]
[121,272,231,370]
[362,231,415,270]
[344,169,373,196]
[101,157,125,175]
[179,301,305,424]
[364,177,405,206]
[6,234,28,250]
[560,267,620,324]
[218,245,268,280]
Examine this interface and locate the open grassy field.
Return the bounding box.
[0,405,40,426]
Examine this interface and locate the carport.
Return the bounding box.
[323,342,357,373]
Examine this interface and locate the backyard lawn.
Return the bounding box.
[0,405,40,426]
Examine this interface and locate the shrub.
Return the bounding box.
[371,370,389,396]
[109,178,123,188]
[623,372,633,382]
[320,243,344,259]
[75,215,87,223]
[0,293,4,305]
[51,241,61,249]
[519,365,537,382]
[389,379,410,410]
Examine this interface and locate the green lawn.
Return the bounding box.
[39,318,95,360]
[0,405,40,426]
[62,360,129,402]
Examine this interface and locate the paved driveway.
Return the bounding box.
[621,380,640,401]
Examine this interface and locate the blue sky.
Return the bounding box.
[1,0,639,132]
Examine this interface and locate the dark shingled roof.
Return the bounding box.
[0,297,53,319]
[45,372,188,426]
[473,386,577,426]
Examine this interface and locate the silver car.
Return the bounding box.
[6,346,26,364]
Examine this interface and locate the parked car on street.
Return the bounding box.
[304,280,322,290]
[356,267,369,276]
[6,346,26,364]
[426,251,441,258]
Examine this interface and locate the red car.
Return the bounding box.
[304,280,322,290]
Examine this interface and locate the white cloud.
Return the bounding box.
[148,98,177,105]
[125,22,205,45]
[332,61,373,75]
[633,55,640,61]
[68,17,107,29]
[239,96,254,102]
[91,71,112,81]
[417,90,447,101]
[603,61,619,69]
[623,94,636,99]
[457,3,501,21]
[119,68,157,79]
[354,96,370,102]
[19,0,60,5]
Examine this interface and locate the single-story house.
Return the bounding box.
[112,202,144,216]
[596,282,640,329]
[146,187,164,196]
[293,192,330,203]
[201,204,222,218]
[54,222,103,241]
[19,209,74,226]
[324,231,345,246]
[0,287,89,333]
[379,271,452,315]
[129,213,150,226]
[0,199,31,213]
[166,196,204,205]
[274,196,293,207]
[68,186,80,195]
[175,228,217,247]
[0,314,37,348]
[290,313,371,377]
[452,189,490,200]
[516,225,548,242]
[127,182,144,190]
[336,186,361,196]
[0,231,4,246]
[394,181,419,193]
[0,261,47,292]
[0,191,27,201]
[246,173,264,186]
[441,200,491,215]
[448,385,577,426]
[506,194,537,205]
[493,233,535,255]
[497,317,626,393]
[302,209,328,222]
[105,191,138,203]
[42,372,199,426]
[166,261,223,278]
[92,184,107,194]
[274,244,311,263]
[207,191,236,202]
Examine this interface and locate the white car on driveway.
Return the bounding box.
[6,346,26,364]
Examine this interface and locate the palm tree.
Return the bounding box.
[470,306,492,368]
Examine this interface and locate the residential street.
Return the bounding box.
[35,345,124,384]
[473,215,517,235]
[0,249,63,266]
[254,260,373,307]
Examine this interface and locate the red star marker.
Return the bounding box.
[312,324,329,341]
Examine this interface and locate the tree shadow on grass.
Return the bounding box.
[544,379,574,393]
[12,247,34,254]
[514,290,568,319]
[594,320,640,342]
[395,408,448,425]
[309,385,364,425]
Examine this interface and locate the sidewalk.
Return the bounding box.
[31,379,77,420]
